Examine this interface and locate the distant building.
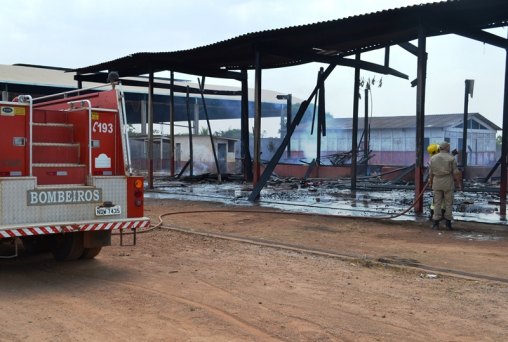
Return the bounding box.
[289,113,500,166]
[0,64,285,129]
[130,134,238,175]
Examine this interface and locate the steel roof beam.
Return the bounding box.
[74,73,242,96]
[452,28,508,49]
[398,42,419,56]
[264,46,408,79]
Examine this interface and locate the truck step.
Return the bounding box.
[32,164,87,185]
[33,109,69,124]
[32,143,80,164]
[32,123,74,144]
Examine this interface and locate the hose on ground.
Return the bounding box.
[115,181,430,236]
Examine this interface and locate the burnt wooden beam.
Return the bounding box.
[248,63,337,201]
[172,67,245,81]
[317,67,324,166]
[452,28,508,49]
[414,26,427,214]
[327,54,407,80]
[499,33,508,218]
[398,42,418,56]
[263,46,408,80]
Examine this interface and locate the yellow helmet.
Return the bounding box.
[427,143,440,156]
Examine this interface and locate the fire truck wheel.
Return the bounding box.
[80,247,102,259]
[22,236,52,254]
[51,232,85,261]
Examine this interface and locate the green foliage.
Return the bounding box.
[497,134,502,146]
[214,128,242,139]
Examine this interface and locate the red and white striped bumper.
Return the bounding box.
[0,217,150,239]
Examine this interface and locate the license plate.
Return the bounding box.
[95,205,121,216]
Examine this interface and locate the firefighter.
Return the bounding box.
[427,143,443,219]
[428,141,462,230]
[427,143,440,157]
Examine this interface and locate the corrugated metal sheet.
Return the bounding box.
[74,0,508,78]
[0,64,287,102]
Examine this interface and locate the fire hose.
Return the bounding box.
[120,181,431,236]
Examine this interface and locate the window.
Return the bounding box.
[228,140,235,152]
[454,119,488,130]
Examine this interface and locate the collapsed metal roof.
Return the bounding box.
[74,0,508,81]
[71,0,508,213]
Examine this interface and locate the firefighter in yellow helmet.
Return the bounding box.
[427,143,440,157]
[429,141,462,230]
[427,143,443,220]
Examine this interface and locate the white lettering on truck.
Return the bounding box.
[27,188,102,205]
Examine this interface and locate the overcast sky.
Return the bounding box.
[1,0,507,136]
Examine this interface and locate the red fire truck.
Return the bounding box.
[0,83,149,260]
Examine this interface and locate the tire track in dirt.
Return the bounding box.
[40,265,284,342]
[167,235,434,341]
[158,224,508,284]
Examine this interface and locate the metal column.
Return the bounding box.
[253,50,262,185]
[185,86,194,176]
[415,26,427,214]
[317,67,324,167]
[241,69,253,181]
[141,99,147,135]
[169,71,175,176]
[286,95,292,158]
[500,46,508,219]
[364,86,370,174]
[461,79,474,179]
[351,53,361,190]
[148,72,154,189]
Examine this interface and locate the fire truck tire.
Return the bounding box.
[80,247,102,259]
[51,232,85,261]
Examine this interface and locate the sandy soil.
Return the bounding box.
[1,198,508,341]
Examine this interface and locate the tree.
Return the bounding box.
[215,128,242,139]
[199,127,209,136]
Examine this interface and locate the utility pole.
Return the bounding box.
[461,79,474,181]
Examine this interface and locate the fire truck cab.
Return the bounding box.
[0,83,149,260]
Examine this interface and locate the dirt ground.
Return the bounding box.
[1,198,508,341]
